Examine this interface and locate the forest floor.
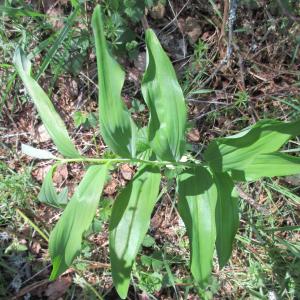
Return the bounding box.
[0,0,300,299]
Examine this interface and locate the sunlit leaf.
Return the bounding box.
[109,165,161,299]
[92,5,137,158]
[177,166,217,285]
[142,29,187,161]
[14,48,80,158]
[22,144,57,160]
[214,172,239,268]
[205,119,300,173]
[231,152,300,181]
[49,164,108,279]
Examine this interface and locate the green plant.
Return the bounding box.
[14,5,300,299]
[101,0,157,56]
[0,162,35,226]
[234,90,249,108]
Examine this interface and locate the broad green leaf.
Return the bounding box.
[109,165,161,299]
[14,48,80,158]
[142,29,187,161]
[177,167,217,285]
[231,152,300,181]
[92,5,136,158]
[49,164,108,279]
[38,165,68,208]
[214,172,239,268]
[204,119,300,173]
[136,126,153,160]
[22,144,57,160]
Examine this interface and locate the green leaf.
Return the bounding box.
[22,144,57,160]
[49,164,108,279]
[214,172,239,268]
[38,165,69,208]
[92,5,137,158]
[73,111,87,128]
[109,165,161,299]
[14,48,80,158]
[204,119,300,173]
[231,152,300,181]
[142,29,187,161]
[38,165,68,208]
[177,167,217,285]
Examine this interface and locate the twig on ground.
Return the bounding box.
[276,0,300,23]
[200,0,238,88]
[236,185,270,215]
[158,0,190,34]
[219,0,229,47]
[141,15,149,31]
[167,0,187,58]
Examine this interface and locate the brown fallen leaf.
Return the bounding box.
[32,164,52,182]
[37,124,51,143]
[120,164,133,181]
[283,175,300,186]
[46,6,64,30]
[45,276,72,300]
[104,179,118,195]
[187,128,200,142]
[31,241,41,254]
[138,292,150,300]
[52,164,68,186]
[185,17,202,45]
[11,279,49,300]
[150,3,166,19]
[134,52,146,72]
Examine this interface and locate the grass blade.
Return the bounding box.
[35,7,79,80]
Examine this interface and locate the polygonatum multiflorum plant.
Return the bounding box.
[14,5,300,299]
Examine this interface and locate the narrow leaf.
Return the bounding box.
[92,5,136,158]
[35,7,79,80]
[109,166,161,299]
[22,144,57,160]
[177,167,217,285]
[0,5,45,17]
[142,29,187,161]
[14,48,80,158]
[231,152,300,181]
[49,164,108,279]
[205,119,300,173]
[214,172,239,268]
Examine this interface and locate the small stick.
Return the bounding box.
[141,15,149,31]
[200,0,238,88]
[236,185,270,215]
[219,0,229,45]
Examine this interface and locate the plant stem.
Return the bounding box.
[58,157,200,168]
[16,209,49,242]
